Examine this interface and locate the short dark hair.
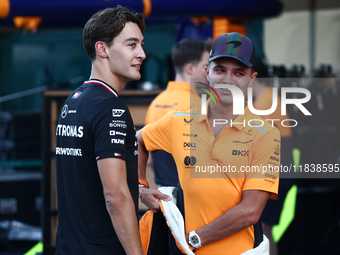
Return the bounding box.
[171,38,211,74]
[83,6,145,61]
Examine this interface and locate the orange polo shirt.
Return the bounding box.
[145,81,202,186]
[254,87,292,138]
[142,103,280,255]
[145,81,201,125]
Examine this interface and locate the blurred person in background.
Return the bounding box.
[144,38,211,188]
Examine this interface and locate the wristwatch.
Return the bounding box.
[188,230,202,249]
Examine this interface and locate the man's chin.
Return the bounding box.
[133,73,142,80]
[220,100,233,107]
[127,74,141,82]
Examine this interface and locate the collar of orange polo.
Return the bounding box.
[166,81,199,95]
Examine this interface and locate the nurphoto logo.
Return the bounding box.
[198,82,312,128]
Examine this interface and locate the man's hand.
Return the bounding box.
[140,188,171,213]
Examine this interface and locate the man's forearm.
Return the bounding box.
[196,201,257,245]
[106,193,144,255]
[193,190,269,246]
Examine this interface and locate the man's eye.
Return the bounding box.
[129,43,136,48]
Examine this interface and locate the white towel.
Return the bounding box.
[158,186,195,255]
[240,235,270,255]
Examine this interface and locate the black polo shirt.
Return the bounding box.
[56,79,138,255]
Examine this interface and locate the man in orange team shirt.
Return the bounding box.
[138,33,281,254]
[145,38,211,187]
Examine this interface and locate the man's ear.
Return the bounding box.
[248,71,258,87]
[95,41,108,58]
[184,63,194,76]
[205,65,209,77]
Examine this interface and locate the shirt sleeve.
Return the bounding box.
[243,128,281,196]
[142,110,174,154]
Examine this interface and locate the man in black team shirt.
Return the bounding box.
[55,6,145,255]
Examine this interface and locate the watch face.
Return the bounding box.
[190,235,199,245]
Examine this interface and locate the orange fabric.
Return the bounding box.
[13,17,42,32]
[145,81,201,125]
[213,17,247,41]
[142,0,152,17]
[142,104,280,255]
[139,210,154,255]
[138,179,149,188]
[253,87,292,138]
[0,0,10,18]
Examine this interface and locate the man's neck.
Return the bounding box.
[174,73,195,89]
[90,62,125,94]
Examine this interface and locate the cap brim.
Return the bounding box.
[209,54,253,67]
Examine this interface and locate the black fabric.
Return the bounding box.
[253,220,263,248]
[145,211,184,255]
[147,211,170,255]
[145,189,185,255]
[151,150,179,186]
[168,227,185,255]
[56,80,138,255]
[176,183,185,219]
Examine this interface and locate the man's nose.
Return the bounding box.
[137,46,146,60]
[222,73,233,83]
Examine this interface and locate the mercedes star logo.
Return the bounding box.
[61,105,68,118]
